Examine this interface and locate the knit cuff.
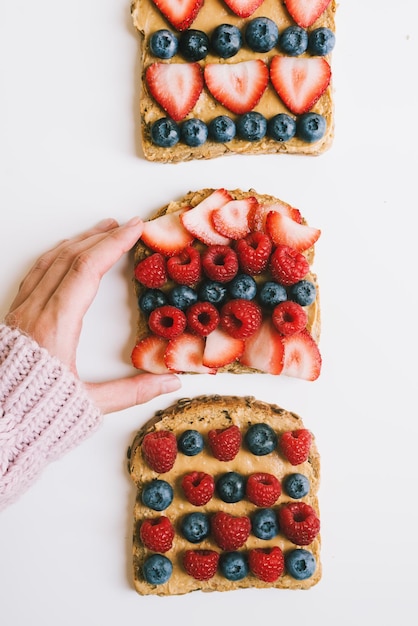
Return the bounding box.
[0,324,103,510]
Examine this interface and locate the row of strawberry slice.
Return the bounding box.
[146,56,331,121]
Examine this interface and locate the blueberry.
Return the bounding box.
[219,551,249,581]
[258,281,287,308]
[228,274,257,300]
[178,429,204,456]
[142,554,173,585]
[181,512,210,543]
[216,472,246,503]
[139,289,167,314]
[180,118,208,147]
[208,115,236,143]
[179,29,209,61]
[149,29,178,59]
[267,113,297,142]
[283,473,310,499]
[288,280,316,306]
[141,479,173,511]
[211,24,242,58]
[245,17,279,52]
[296,112,326,143]
[168,285,198,310]
[251,508,279,540]
[308,27,335,56]
[245,423,278,456]
[236,112,267,142]
[198,280,227,305]
[285,549,316,580]
[279,26,308,56]
[150,118,180,147]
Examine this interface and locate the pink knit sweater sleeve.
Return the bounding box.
[0,323,103,511]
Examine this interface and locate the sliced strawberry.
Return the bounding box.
[212,198,257,240]
[164,333,216,374]
[141,208,194,256]
[204,60,269,115]
[281,330,322,381]
[240,318,284,375]
[266,211,320,252]
[249,201,302,232]
[283,0,332,28]
[145,62,203,121]
[151,0,204,31]
[222,0,264,18]
[180,188,233,246]
[270,56,331,115]
[131,335,170,374]
[202,327,245,368]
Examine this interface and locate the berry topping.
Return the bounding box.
[280,428,312,465]
[308,27,336,56]
[164,333,216,373]
[285,548,316,580]
[245,423,278,456]
[139,516,175,553]
[283,473,310,499]
[216,471,246,503]
[281,330,322,381]
[142,554,173,585]
[149,29,178,59]
[248,546,285,582]
[283,0,332,29]
[236,111,267,141]
[198,279,228,305]
[202,327,245,368]
[249,200,303,230]
[270,56,331,115]
[142,430,178,473]
[269,245,309,286]
[208,115,236,142]
[219,551,249,581]
[211,24,242,58]
[181,471,215,506]
[204,60,269,115]
[279,25,308,56]
[142,479,174,511]
[222,0,264,18]
[183,550,219,581]
[131,335,170,374]
[208,425,242,461]
[268,113,297,142]
[212,198,256,240]
[168,285,198,310]
[251,508,279,540]
[178,430,204,456]
[181,512,211,543]
[134,253,167,289]
[288,279,317,306]
[235,231,272,275]
[139,288,167,314]
[266,211,321,252]
[150,117,180,148]
[240,318,284,374]
[180,118,209,146]
[166,246,201,286]
[151,0,204,31]
[186,301,220,336]
[258,281,287,309]
[211,511,251,551]
[272,301,308,335]
[180,188,233,246]
[244,17,279,53]
[278,502,320,545]
[178,29,209,61]
[220,299,262,339]
[202,245,239,283]
[296,112,327,143]
[245,472,281,507]
[228,273,257,300]
[148,305,187,339]
[145,62,203,121]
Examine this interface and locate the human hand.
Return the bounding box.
[5,217,181,413]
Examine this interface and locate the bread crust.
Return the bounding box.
[128,395,321,595]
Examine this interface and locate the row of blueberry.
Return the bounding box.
[149,21,335,61]
[150,111,327,148]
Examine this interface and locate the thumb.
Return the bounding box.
[85,373,182,414]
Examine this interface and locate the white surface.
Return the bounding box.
[1,1,417,624]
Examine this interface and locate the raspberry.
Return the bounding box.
[248,547,285,582]
[272,301,308,335]
[201,245,239,283]
[183,550,219,581]
[148,305,187,339]
[181,471,215,506]
[139,516,175,553]
[280,429,312,465]
[220,299,262,339]
[245,472,281,507]
[186,301,220,336]
[142,430,178,473]
[269,245,309,286]
[278,502,320,545]
[211,511,251,551]
[134,253,167,288]
[235,231,272,274]
[208,425,241,461]
[166,246,201,286]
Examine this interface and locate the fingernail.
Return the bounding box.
[124,216,143,228]
[96,218,118,230]
[161,375,182,393]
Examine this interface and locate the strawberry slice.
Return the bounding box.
[270,56,331,115]
[222,0,264,18]
[240,318,284,375]
[266,211,321,252]
[212,198,257,240]
[203,327,245,368]
[281,331,322,381]
[283,0,332,28]
[164,333,216,374]
[131,336,170,374]
[145,62,203,121]
[180,188,233,246]
[204,60,269,115]
[141,208,194,256]
[249,201,302,232]
[151,0,204,31]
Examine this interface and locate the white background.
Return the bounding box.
[1,1,417,624]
